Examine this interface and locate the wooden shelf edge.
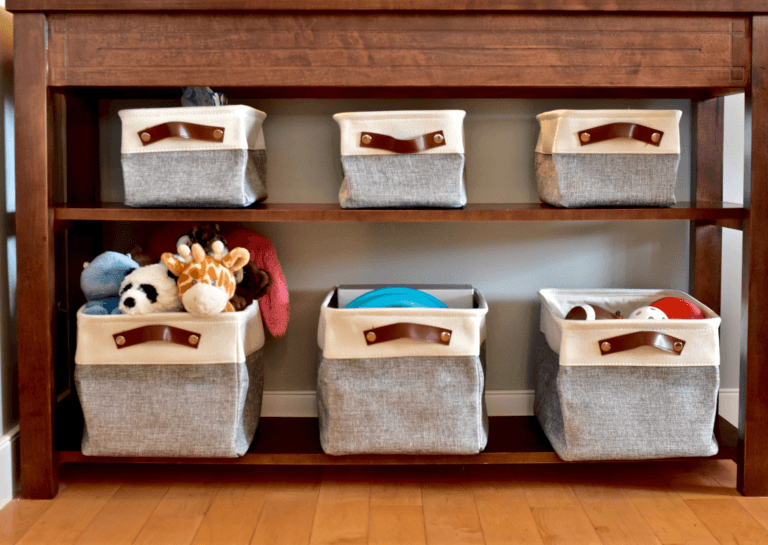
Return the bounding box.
[53,202,748,224]
[56,416,738,466]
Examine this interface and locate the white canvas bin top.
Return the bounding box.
[318,287,487,360]
[119,105,266,155]
[334,110,466,157]
[538,289,720,368]
[535,110,681,155]
[75,301,265,365]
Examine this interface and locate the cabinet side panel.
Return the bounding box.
[739,15,768,497]
[690,98,724,316]
[47,13,749,90]
[14,13,59,499]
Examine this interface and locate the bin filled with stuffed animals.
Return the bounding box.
[118,105,267,208]
[534,109,681,207]
[75,242,265,458]
[316,284,488,455]
[534,288,720,461]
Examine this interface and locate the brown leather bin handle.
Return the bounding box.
[578,122,663,147]
[359,131,446,154]
[113,325,202,349]
[137,122,225,146]
[598,331,685,356]
[363,322,452,346]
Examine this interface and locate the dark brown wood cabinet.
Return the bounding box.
[9,1,768,498]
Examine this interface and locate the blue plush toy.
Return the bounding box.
[81,252,139,315]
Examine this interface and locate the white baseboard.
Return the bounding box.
[719,388,739,427]
[262,389,741,424]
[0,425,19,508]
[261,390,537,418]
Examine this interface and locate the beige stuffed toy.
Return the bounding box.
[161,241,250,315]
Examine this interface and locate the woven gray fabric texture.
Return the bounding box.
[122,149,267,207]
[533,336,718,461]
[76,350,264,457]
[339,154,466,208]
[317,348,488,455]
[534,152,679,207]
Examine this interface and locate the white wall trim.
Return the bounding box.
[0,425,19,508]
[719,388,739,427]
[262,389,741,423]
[261,390,537,418]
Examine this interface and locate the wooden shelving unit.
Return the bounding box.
[9,0,768,498]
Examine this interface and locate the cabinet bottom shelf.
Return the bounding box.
[57,416,737,466]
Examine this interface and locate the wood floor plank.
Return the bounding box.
[73,483,170,545]
[192,477,270,545]
[368,467,425,545]
[308,466,370,545]
[0,501,54,545]
[250,467,322,545]
[571,484,661,545]
[132,480,219,545]
[420,468,485,545]
[528,507,602,545]
[628,496,720,545]
[467,475,544,545]
[734,498,768,534]
[685,498,768,545]
[14,481,122,545]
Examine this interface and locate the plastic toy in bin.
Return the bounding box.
[565,296,704,321]
[344,286,447,309]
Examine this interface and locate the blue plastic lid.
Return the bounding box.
[344,287,448,309]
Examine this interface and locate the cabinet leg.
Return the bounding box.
[738,15,768,497]
[15,13,59,499]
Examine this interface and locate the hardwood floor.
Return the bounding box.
[1,460,764,545]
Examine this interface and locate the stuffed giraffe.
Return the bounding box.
[161,241,250,315]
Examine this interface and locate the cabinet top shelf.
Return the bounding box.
[54,202,746,226]
[8,0,768,12]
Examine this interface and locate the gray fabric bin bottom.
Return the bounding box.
[340,153,466,208]
[533,335,718,461]
[317,348,487,455]
[75,349,264,457]
[122,149,267,208]
[534,152,679,208]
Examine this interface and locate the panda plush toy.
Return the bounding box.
[119,263,183,315]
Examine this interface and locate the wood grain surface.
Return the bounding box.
[6,0,768,13]
[739,14,768,497]
[14,12,58,500]
[45,13,749,89]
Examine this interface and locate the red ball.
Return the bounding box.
[651,297,704,319]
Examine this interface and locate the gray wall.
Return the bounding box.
[96,96,739,393]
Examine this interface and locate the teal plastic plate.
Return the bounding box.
[344,287,448,309]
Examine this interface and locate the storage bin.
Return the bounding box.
[118,105,267,207]
[333,110,467,208]
[534,110,681,207]
[74,301,265,457]
[316,286,488,455]
[534,288,720,461]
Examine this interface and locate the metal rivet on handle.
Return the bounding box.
[115,336,126,346]
[673,341,683,353]
[189,335,200,346]
[433,133,445,144]
[213,129,224,140]
[600,341,611,352]
[361,134,372,145]
[440,331,451,343]
[366,332,376,343]
[140,132,151,142]
[580,133,590,143]
[651,132,661,143]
